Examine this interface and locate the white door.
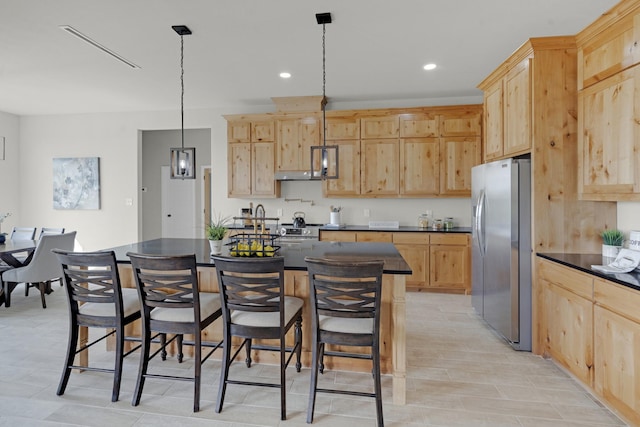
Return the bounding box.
[161,166,196,238]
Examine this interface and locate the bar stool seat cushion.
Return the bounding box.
[319,315,373,334]
[79,288,140,318]
[149,292,221,323]
[231,296,303,327]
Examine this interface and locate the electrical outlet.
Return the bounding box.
[425,210,433,217]
[364,208,370,217]
[277,208,283,217]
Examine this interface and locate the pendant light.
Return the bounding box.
[310,12,339,180]
[170,25,196,179]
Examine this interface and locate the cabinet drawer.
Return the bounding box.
[393,232,429,245]
[594,278,640,323]
[356,232,393,242]
[319,230,356,242]
[538,259,593,300]
[430,233,468,246]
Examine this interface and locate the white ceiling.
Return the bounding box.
[0,0,620,116]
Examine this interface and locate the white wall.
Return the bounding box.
[0,111,20,234]
[618,202,640,243]
[13,95,640,251]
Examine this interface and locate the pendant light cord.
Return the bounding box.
[322,23,326,149]
[180,34,185,151]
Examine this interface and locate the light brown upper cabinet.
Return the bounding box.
[225,118,280,198]
[440,136,481,196]
[577,1,640,201]
[226,104,481,199]
[482,80,504,161]
[479,57,531,162]
[360,139,400,196]
[360,115,399,139]
[399,138,439,196]
[276,115,321,172]
[324,106,481,198]
[399,112,439,138]
[504,59,532,157]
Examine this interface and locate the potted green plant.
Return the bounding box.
[206,214,230,255]
[601,228,624,258]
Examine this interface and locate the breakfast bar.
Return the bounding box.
[105,238,412,404]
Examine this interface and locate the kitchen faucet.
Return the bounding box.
[254,204,266,234]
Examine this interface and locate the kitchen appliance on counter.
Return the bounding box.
[292,211,306,228]
[279,223,320,243]
[472,157,531,351]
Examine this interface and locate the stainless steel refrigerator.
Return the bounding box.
[471,158,531,351]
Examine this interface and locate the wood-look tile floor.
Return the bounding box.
[0,286,629,426]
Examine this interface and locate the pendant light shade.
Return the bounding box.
[170,25,196,179]
[310,12,339,180]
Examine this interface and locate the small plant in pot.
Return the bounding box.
[206,214,230,255]
[601,228,624,258]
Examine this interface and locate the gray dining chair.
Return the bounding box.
[2,231,76,308]
[39,227,65,238]
[10,227,36,240]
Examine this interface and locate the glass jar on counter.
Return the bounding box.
[418,214,430,229]
[432,219,443,230]
[444,217,454,230]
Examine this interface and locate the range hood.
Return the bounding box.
[274,171,318,181]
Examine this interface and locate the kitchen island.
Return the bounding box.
[106,238,411,405]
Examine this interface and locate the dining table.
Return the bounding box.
[100,237,412,405]
[0,239,37,307]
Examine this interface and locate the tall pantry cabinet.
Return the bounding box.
[477,36,617,354]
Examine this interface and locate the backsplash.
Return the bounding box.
[219,181,472,227]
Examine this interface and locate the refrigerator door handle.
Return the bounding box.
[476,189,486,256]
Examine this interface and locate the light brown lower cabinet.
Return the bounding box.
[319,230,470,294]
[594,278,640,426]
[538,257,640,426]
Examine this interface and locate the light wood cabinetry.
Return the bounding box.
[226,103,481,199]
[225,118,280,198]
[400,138,439,196]
[537,256,640,426]
[428,233,470,293]
[538,258,594,386]
[504,59,532,157]
[480,37,618,354]
[393,233,429,288]
[276,115,321,172]
[576,0,640,201]
[361,115,399,139]
[323,105,482,198]
[361,139,400,196]
[479,40,562,162]
[483,80,504,160]
[480,58,532,161]
[593,278,640,426]
[319,230,470,293]
[440,136,480,196]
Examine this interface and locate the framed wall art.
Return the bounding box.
[53,157,101,210]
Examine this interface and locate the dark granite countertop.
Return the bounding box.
[537,252,640,291]
[319,225,471,233]
[107,238,412,275]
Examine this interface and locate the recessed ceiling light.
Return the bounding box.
[280,72,292,79]
[423,63,437,71]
